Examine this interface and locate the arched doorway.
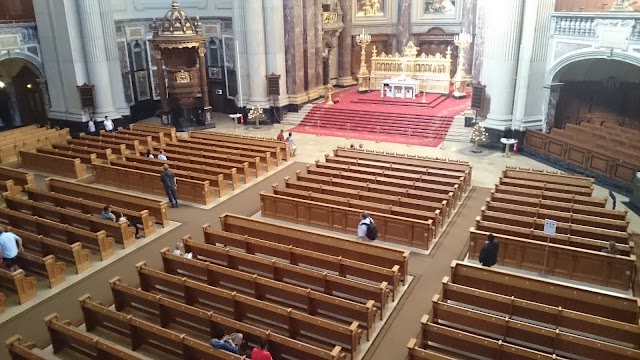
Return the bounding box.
[0,58,47,129]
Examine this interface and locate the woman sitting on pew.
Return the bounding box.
[210,328,244,354]
[172,242,192,259]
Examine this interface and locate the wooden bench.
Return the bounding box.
[24,185,156,237]
[0,124,40,136]
[428,294,640,359]
[0,166,35,188]
[130,123,177,142]
[16,252,65,288]
[136,262,361,358]
[3,194,136,248]
[46,178,169,227]
[0,207,115,260]
[148,151,253,183]
[439,278,640,349]
[0,128,70,164]
[79,133,142,154]
[164,140,273,172]
[178,137,282,167]
[161,248,378,340]
[161,145,263,178]
[449,261,640,326]
[183,235,390,317]
[66,138,130,156]
[35,147,100,166]
[499,176,594,197]
[92,163,215,205]
[494,183,606,207]
[117,128,167,147]
[261,191,435,249]
[0,268,37,304]
[502,166,594,188]
[219,213,409,281]
[189,130,290,162]
[8,226,91,273]
[0,180,22,197]
[109,277,343,360]
[122,154,241,190]
[78,295,245,359]
[307,166,461,204]
[285,177,449,220]
[18,150,87,179]
[470,225,638,291]
[99,130,155,151]
[5,335,46,360]
[52,143,116,163]
[479,207,631,244]
[201,226,401,300]
[490,190,627,221]
[565,124,640,152]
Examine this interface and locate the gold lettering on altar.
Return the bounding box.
[176,70,191,83]
[369,41,452,95]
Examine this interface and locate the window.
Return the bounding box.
[208,39,220,67]
[132,41,147,71]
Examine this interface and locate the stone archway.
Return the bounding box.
[0,57,47,128]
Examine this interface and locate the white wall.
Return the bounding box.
[556,58,640,82]
[110,0,232,21]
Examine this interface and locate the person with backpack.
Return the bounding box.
[357,212,378,241]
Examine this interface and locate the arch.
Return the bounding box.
[0,52,44,78]
[546,48,640,84]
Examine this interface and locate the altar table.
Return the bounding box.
[380,79,419,99]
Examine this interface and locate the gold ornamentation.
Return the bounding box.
[176,71,191,83]
[325,84,336,105]
[153,50,162,59]
[198,47,206,56]
[323,12,338,23]
[358,0,383,17]
[158,41,201,49]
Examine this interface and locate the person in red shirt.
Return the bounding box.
[251,338,273,360]
[276,129,285,141]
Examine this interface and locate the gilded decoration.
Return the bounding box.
[424,0,456,15]
[157,41,202,49]
[323,12,339,24]
[176,70,191,83]
[356,0,385,17]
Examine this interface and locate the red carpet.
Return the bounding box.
[291,87,471,147]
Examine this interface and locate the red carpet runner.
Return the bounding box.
[290,87,471,147]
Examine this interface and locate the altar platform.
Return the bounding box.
[291,87,470,147]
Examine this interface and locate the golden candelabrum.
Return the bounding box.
[325,84,336,106]
[453,32,472,99]
[356,30,372,92]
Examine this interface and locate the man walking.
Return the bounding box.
[160,164,179,208]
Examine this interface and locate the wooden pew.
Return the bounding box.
[494,183,606,207]
[0,180,22,197]
[468,228,636,290]
[164,140,273,172]
[66,138,130,157]
[502,167,594,188]
[161,145,263,178]
[16,252,65,288]
[78,295,245,359]
[219,213,410,281]
[117,128,167,147]
[0,166,35,188]
[307,166,460,204]
[147,151,253,183]
[177,137,282,167]
[24,185,156,237]
[130,123,177,142]
[499,176,594,197]
[35,147,99,166]
[261,191,435,249]
[44,314,144,359]
[183,235,390,317]
[46,178,169,227]
[5,335,46,360]
[428,294,640,359]
[0,124,40,136]
[450,260,640,323]
[161,248,378,340]
[0,207,115,260]
[201,226,401,300]
[480,207,631,244]
[285,177,449,220]
[8,226,91,273]
[3,194,136,248]
[485,200,629,232]
[406,338,459,360]
[79,133,142,154]
[18,150,87,179]
[52,143,116,163]
[490,190,627,221]
[296,171,454,215]
[122,154,241,190]
[0,268,37,304]
[189,130,290,162]
[135,263,361,358]
[92,163,215,206]
[439,278,640,349]
[109,277,344,360]
[99,130,155,151]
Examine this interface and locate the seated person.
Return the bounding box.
[118,213,144,239]
[210,329,243,354]
[251,338,273,360]
[601,240,619,255]
[172,242,192,259]
[100,205,116,222]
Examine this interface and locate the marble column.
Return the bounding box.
[284,0,307,104]
[329,33,341,84]
[153,51,169,113]
[7,82,22,126]
[512,0,554,131]
[542,84,562,133]
[232,0,251,107]
[98,0,129,117]
[461,0,477,78]
[264,0,289,106]
[78,0,118,119]
[479,0,524,130]
[472,0,486,83]
[396,0,412,50]
[337,0,355,86]
[315,0,325,93]
[245,0,270,107]
[303,0,317,96]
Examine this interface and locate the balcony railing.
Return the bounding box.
[551,12,640,40]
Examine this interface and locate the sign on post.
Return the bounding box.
[543,219,557,236]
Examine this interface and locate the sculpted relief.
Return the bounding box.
[424,0,456,15]
[356,0,386,17]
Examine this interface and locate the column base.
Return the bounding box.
[336,76,357,87]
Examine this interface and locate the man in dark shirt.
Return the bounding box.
[160,164,178,208]
[479,233,499,267]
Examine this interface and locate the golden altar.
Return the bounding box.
[369,42,452,95]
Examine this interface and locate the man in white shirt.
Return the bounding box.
[357,212,374,241]
[0,226,24,272]
[157,149,168,161]
[103,116,115,132]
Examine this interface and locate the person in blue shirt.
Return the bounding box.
[210,329,243,354]
[100,205,116,221]
[0,226,24,272]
